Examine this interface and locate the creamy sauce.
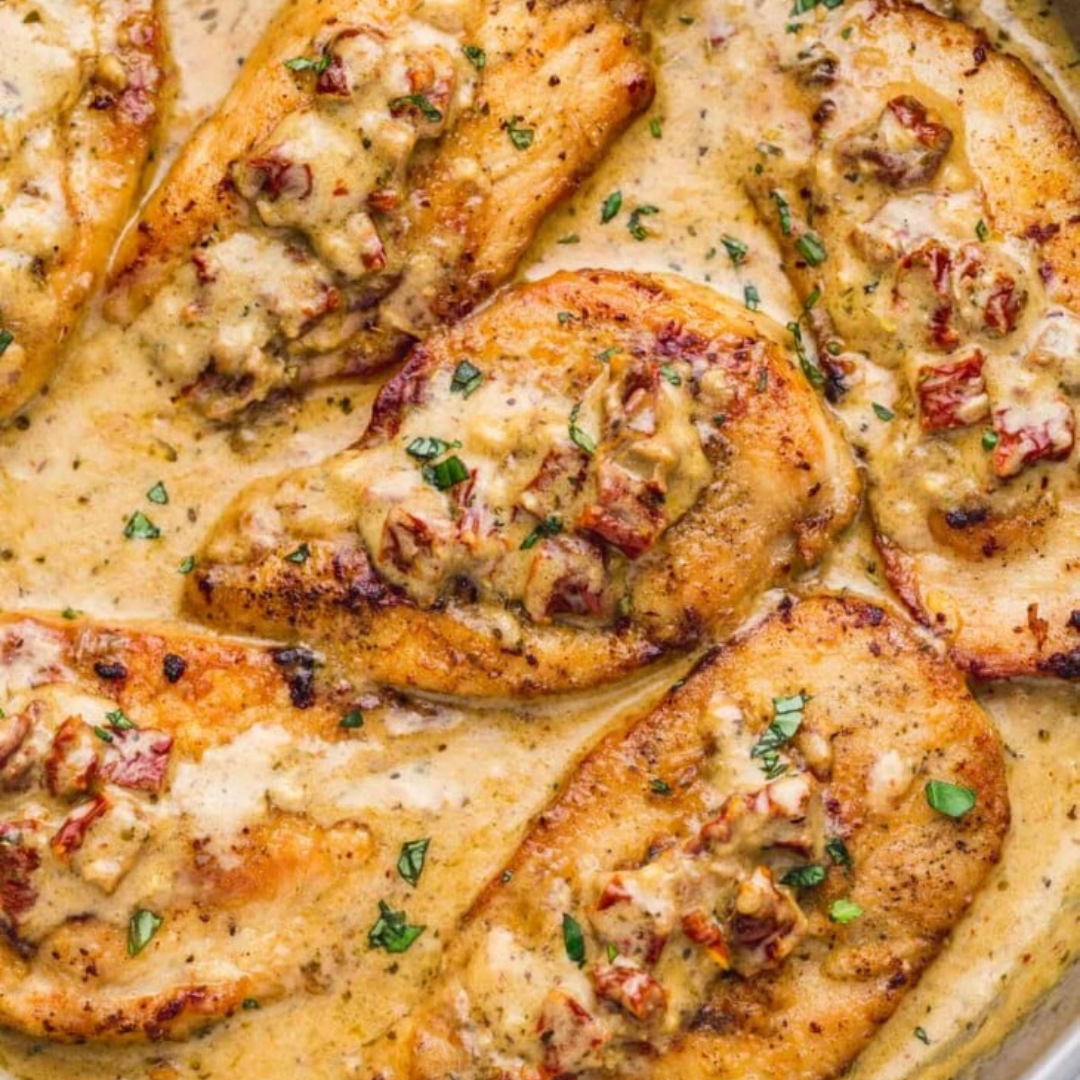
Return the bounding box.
[0,0,1076,1077]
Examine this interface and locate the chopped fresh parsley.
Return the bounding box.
[422,455,471,491]
[757,368,769,393]
[450,359,483,397]
[123,511,160,540]
[283,53,330,74]
[627,204,659,241]
[520,516,562,550]
[788,321,825,388]
[92,725,114,743]
[146,481,168,505]
[829,898,864,924]
[507,117,534,150]
[61,606,81,620]
[406,436,459,461]
[562,913,586,966]
[780,864,826,888]
[751,692,807,779]
[178,555,196,575]
[924,778,977,818]
[649,117,663,139]
[872,402,895,422]
[771,190,793,235]
[557,233,581,245]
[975,219,989,242]
[568,402,596,455]
[390,94,443,123]
[744,283,761,311]
[649,777,673,796]
[557,311,577,326]
[804,286,821,311]
[0,329,14,356]
[600,190,623,224]
[368,900,425,953]
[127,909,163,956]
[397,838,431,887]
[462,44,486,69]
[596,347,619,364]
[826,836,852,867]
[105,708,137,731]
[284,543,310,564]
[982,429,999,451]
[915,1027,931,1045]
[721,235,748,265]
[242,998,261,1010]
[796,232,828,266]
[659,363,682,386]
[340,709,364,730]
[606,942,619,962]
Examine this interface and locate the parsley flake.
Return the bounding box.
[462,44,486,69]
[829,898,864,924]
[105,708,137,731]
[520,516,562,550]
[568,402,596,455]
[826,836,852,867]
[422,456,471,491]
[0,329,14,356]
[450,359,483,397]
[721,235,748,265]
[744,283,761,311]
[982,429,999,451]
[924,779,976,818]
[788,321,825,388]
[557,233,581,245]
[61,607,81,620]
[397,838,430,887]
[771,190,793,235]
[340,709,364,730]
[872,402,895,422]
[796,232,828,266]
[649,117,663,139]
[562,913,586,966]
[975,219,989,242]
[649,777,673,796]
[283,53,330,74]
[781,864,826,888]
[178,555,196,575]
[127,909,163,956]
[659,363,682,386]
[368,900,425,953]
[284,543,310,564]
[600,190,623,224]
[146,481,168,505]
[507,117,534,150]
[123,511,160,540]
[627,204,659,241]
[915,1027,931,1045]
[390,94,443,123]
[406,436,459,461]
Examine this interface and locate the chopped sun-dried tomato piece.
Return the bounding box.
[916,350,990,431]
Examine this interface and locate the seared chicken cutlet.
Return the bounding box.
[360,595,1010,1080]
[105,0,653,418]
[750,1,1080,679]
[186,271,860,697]
[0,0,164,419]
[0,615,399,1041]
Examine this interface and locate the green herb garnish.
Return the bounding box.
[872,402,895,422]
[390,94,443,123]
[744,284,761,311]
[127,909,163,956]
[507,117,534,150]
[284,543,310,564]
[562,913,586,966]
[829,898,863,924]
[781,864,827,888]
[368,900,425,953]
[568,403,596,455]
[600,190,623,224]
[924,779,976,818]
[422,456,471,491]
[406,436,459,461]
[450,359,483,397]
[397,838,430,887]
[796,232,828,266]
[521,516,562,550]
[462,44,486,69]
[123,511,160,540]
[721,235,748,265]
[283,53,330,74]
[146,481,168,505]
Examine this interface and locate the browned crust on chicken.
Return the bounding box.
[103,0,654,418]
[0,615,380,1041]
[0,0,165,419]
[749,0,1080,680]
[185,270,860,697]
[364,595,1009,1080]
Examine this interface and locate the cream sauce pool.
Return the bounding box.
[0,0,1077,1077]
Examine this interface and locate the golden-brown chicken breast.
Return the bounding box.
[0,614,406,1042]
[186,271,860,698]
[360,594,1009,1080]
[0,0,165,420]
[104,0,653,419]
[750,0,1080,679]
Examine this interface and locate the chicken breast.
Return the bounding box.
[104,0,653,419]
[360,594,1010,1080]
[186,270,860,697]
[749,0,1080,679]
[0,0,165,420]
[0,614,406,1041]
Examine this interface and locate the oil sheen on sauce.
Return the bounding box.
[0,0,1076,1078]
